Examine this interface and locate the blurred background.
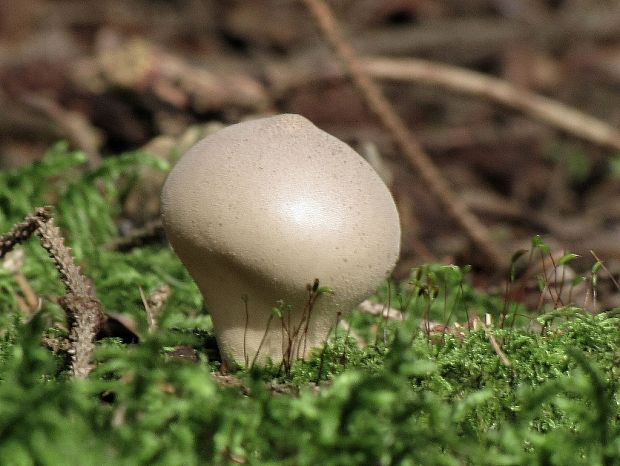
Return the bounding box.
[2,0,620,303]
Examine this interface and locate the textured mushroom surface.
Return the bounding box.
[161,114,400,365]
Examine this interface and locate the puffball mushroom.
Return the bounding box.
[161,114,400,366]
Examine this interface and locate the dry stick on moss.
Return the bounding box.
[0,208,105,378]
[2,249,40,315]
[147,283,170,326]
[475,316,511,367]
[35,214,105,379]
[303,0,507,271]
[14,274,39,314]
[138,287,152,331]
[106,218,165,252]
[140,283,170,333]
[362,57,620,152]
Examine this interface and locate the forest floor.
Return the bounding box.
[1,2,620,464]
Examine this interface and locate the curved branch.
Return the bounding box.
[362,57,620,152]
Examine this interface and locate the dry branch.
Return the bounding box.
[350,12,620,61]
[0,207,50,257]
[303,0,507,271]
[0,207,105,379]
[20,93,103,168]
[35,215,105,379]
[362,57,620,152]
[106,218,164,252]
[267,54,620,153]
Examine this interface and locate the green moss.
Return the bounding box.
[0,143,619,465]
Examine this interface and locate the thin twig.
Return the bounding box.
[2,249,40,314]
[475,316,511,367]
[0,211,51,315]
[303,0,507,270]
[362,57,620,153]
[140,283,170,333]
[106,218,165,251]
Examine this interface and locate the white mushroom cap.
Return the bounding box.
[161,114,400,366]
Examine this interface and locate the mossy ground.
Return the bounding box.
[0,145,619,465]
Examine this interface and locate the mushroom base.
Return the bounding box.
[197,258,339,367]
